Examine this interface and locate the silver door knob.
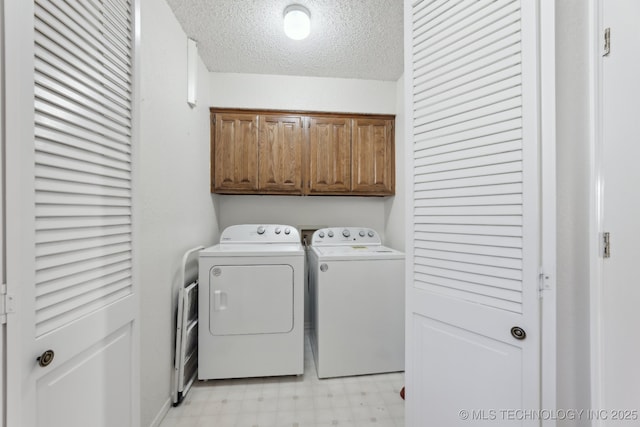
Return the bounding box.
[510,327,526,340]
[37,349,55,367]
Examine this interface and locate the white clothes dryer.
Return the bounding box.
[308,227,405,378]
[198,224,304,379]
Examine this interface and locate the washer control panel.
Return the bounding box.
[220,224,299,243]
[311,227,381,246]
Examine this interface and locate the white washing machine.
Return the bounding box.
[308,227,405,378]
[198,224,304,379]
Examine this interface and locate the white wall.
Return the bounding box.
[210,72,397,114]
[556,1,592,423]
[218,195,386,234]
[139,1,219,425]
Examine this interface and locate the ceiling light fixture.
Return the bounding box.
[283,4,310,40]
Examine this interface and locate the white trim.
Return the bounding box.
[131,0,142,425]
[0,0,5,424]
[589,0,605,423]
[539,1,557,424]
[149,398,172,427]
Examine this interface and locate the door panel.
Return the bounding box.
[600,0,640,413]
[213,113,259,192]
[258,115,304,194]
[405,1,541,425]
[308,116,351,194]
[37,326,132,427]
[414,312,523,427]
[352,118,394,194]
[209,265,294,335]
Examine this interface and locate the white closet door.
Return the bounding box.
[405,1,544,425]
[599,0,640,418]
[4,0,139,426]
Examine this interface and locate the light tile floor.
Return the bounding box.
[160,334,405,427]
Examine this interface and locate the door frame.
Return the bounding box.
[539,1,558,422]
[402,0,557,423]
[589,0,604,419]
[0,0,5,425]
[4,1,37,424]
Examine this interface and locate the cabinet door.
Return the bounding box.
[212,113,259,193]
[352,118,395,195]
[308,116,351,194]
[259,115,304,194]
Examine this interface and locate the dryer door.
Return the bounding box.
[209,264,294,335]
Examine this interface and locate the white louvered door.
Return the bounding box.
[5,0,138,426]
[405,1,544,425]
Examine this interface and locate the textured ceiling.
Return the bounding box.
[165,0,404,81]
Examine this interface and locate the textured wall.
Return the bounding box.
[138,1,219,425]
[556,1,592,424]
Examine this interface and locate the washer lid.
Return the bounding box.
[312,245,404,261]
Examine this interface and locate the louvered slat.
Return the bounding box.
[36,260,132,297]
[35,252,132,285]
[34,0,133,337]
[35,1,131,86]
[412,0,526,313]
[36,224,132,244]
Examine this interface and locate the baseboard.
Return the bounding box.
[148,397,172,427]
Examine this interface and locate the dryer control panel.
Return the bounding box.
[220,224,300,243]
[311,227,381,246]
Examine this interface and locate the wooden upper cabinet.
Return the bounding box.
[308,116,351,194]
[212,113,259,193]
[352,118,395,195]
[210,109,395,196]
[258,115,305,194]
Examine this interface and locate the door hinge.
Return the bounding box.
[603,232,611,258]
[538,269,551,298]
[603,27,611,56]
[0,284,16,325]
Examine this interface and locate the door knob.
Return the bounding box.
[37,349,55,367]
[510,327,526,340]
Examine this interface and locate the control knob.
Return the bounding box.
[342,229,351,238]
[368,230,375,237]
[328,230,334,238]
[318,231,325,238]
[284,228,291,235]
[359,230,366,237]
[257,226,266,235]
[275,227,281,234]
